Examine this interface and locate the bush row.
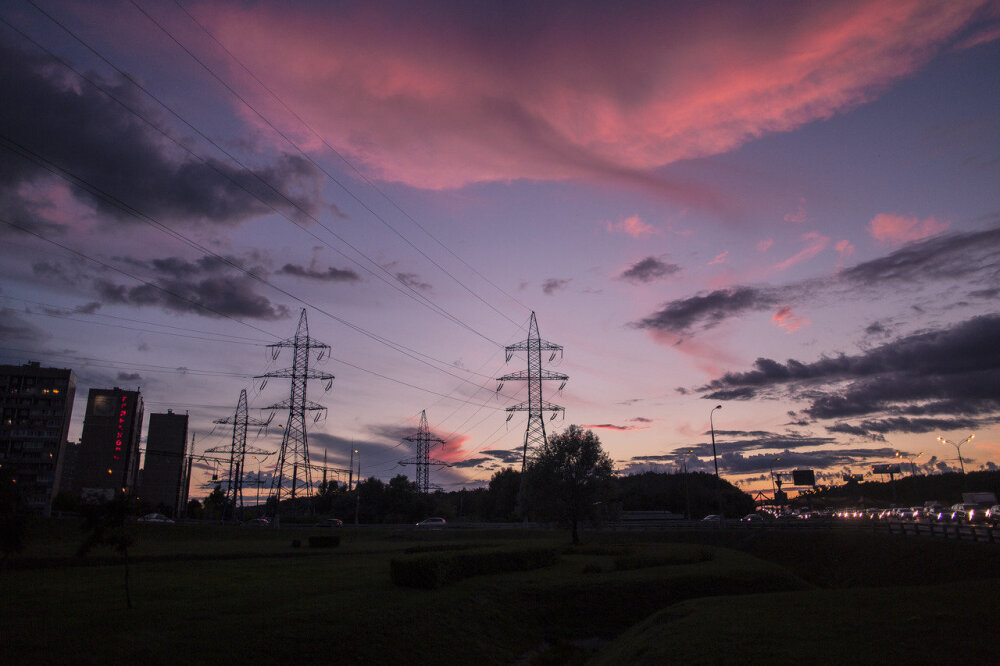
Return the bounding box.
[390,545,560,589]
[613,547,714,571]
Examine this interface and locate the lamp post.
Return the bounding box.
[937,435,973,475]
[770,456,781,503]
[896,450,923,477]
[710,404,723,523]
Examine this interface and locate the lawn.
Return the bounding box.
[3,521,998,664]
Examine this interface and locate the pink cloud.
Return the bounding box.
[835,239,855,268]
[757,239,775,253]
[606,215,659,238]
[195,1,989,196]
[783,199,808,223]
[708,251,729,265]
[646,329,744,376]
[867,213,950,244]
[580,423,651,432]
[772,305,809,333]
[771,232,829,272]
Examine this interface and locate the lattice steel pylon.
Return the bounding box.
[255,309,334,518]
[207,389,272,522]
[399,410,448,494]
[498,311,567,471]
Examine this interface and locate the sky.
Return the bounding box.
[1,0,999,500]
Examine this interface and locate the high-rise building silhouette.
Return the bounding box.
[77,387,144,501]
[141,410,189,517]
[0,361,76,515]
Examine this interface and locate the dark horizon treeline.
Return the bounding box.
[223,468,757,523]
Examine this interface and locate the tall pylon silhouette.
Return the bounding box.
[255,309,334,519]
[207,389,272,522]
[399,410,449,494]
[498,312,567,471]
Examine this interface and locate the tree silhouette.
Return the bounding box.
[523,425,614,544]
[78,496,137,608]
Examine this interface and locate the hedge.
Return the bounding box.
[390,545,560,589]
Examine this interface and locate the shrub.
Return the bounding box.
[308,535,340,548]
[390,545,560,589]
[614,548,714,571]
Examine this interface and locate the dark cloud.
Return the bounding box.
[717,447,897,474]
[542,278,570,295]
[278,264,360,282]
[0,37,319,233]
[116,372,142,382]
[580,423,649,431]
[631,287,778,334]
[481,449,522,464]
[619,256,680,284]
[82,252,288,320]
[838,226,1000,286]
[0,308,45,343]
[450,457,491,468]
[700,314,1000,438]
[396,272,432,292]
[631,226,1000,337]
[629,417,653,423]
[94,275,288,320]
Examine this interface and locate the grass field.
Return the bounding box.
[2,520,998,664]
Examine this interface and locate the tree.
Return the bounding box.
[78,496,138,608]
[0,466,27,564]
[486,467,521,521]
[523,425,615,544]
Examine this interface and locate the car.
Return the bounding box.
[244,517,270,526]
[137,513,174,523]
[740,513,763,522]
[416,517,446,528]
[701,514,723,522]
[315,518,343,528]
[987,505,1000,527]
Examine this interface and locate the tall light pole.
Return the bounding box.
[710,404,723,523]
[937,434,973,474]
[770,456,781,502]
[896,450,923,476]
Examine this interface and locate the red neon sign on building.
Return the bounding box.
[114,396,128,461]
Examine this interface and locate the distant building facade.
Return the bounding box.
[0,361,77,515]
[141,410,189,516]
[77,387,144,501]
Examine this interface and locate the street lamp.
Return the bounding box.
[770,456,781,500]
[896,450,923,476]
[710,404,723,523]
[937,434,973,474]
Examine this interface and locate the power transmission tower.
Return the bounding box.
[399,410,449,494]
[206,389,272,523]
[255,309,334,521]
[498,311,567,471]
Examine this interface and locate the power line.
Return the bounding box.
[170,0,532,323]
[10,5,507,349]
[125,0,517,343]
[0,139,498,389]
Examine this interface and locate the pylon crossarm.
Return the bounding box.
[504,340,563,353]
[497,369,568,382]
[255,368,335,380]
[506,401,565,412]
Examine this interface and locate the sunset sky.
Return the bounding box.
[2,0,998,499]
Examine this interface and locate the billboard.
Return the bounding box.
[792,469,815,486]
[871,464,901,475]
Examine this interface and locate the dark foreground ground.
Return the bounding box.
[2,520,998,664]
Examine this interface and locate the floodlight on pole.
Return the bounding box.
[896,450,924,476]
[710,404,722,523]
[937,434,973,474]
